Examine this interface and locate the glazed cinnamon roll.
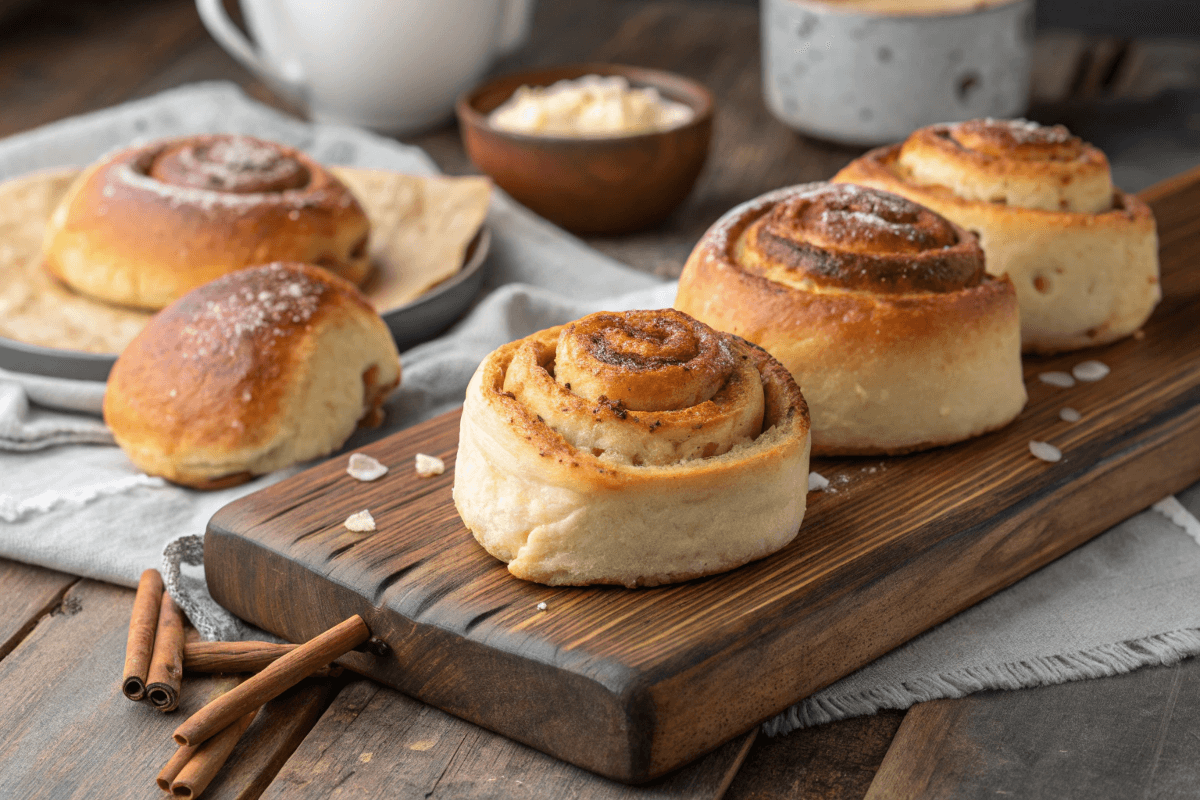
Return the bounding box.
[43,134,371,310]
[834,119,1160,352]
[675,182,1026,456]
[452,309,811,587]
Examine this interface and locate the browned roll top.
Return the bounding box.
[42,133,374,311]
[554,310,737,412]
[499,309,778,468]
[738,183,985,294]
[147,136,311,194]
[893,119,1114,213]
[126,262,359,438]
[946,118,1087,162]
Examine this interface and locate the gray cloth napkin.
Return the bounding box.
[0,381,111,450]
[0,84,1197,735]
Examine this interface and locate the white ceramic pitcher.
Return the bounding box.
[197,0,536,133]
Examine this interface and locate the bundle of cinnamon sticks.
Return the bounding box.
[122,568,186,711]
[122,569,372,799]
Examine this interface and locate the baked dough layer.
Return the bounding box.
[834,120,1160,353]
[43,135,371,310]
[104,262,400,488]
[452,310,811,587]
[675,182,1026,455]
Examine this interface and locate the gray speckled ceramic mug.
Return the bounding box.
[762,0,1034,146]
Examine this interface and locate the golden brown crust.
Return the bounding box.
[104,262,401,488]
[894,120,1113,213]
[452,310,812,587]
[839,142,1155,229]
[473,311,805,485]
[675,181,1026,455]
[835,126,1160,353]
[552,309,737,411]
[737,182,984,295]
[43,135,371,310]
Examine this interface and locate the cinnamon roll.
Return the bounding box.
[834,119,1160,352]
[452,309,811,587]
[675,182,1025,455]
[104,262,400,489]
[43,134,371,310]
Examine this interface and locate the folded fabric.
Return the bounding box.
[0,381,112,451]
[767,485,1200,733]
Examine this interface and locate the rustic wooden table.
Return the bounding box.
[1,1,1198,798]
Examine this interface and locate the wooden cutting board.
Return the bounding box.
[205,168,1200,785]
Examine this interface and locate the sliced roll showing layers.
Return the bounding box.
[834,119,1160,353]
[452,309,811,587]
[675,182,1026,456]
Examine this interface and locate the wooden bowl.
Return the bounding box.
[456,63,714,235]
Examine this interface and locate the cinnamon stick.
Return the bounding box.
[184,641,343,677]
[173,615,369,748]
[157,707,259,798]
[145,590,186,712]
[121,568,163,701]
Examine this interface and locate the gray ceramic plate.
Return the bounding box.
[0,226,490,383]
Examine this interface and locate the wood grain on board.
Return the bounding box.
[724,712,906,800]
[0,579,341,800]
[204,172,1200,784]
[0,558,76,661]
[261,679,754,800]
[864,656,1200,800]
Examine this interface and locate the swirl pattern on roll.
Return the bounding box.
[503,310,765,466]
[147,136,311,194]
[737,183,984,294]
[896,119,1113,213]
[43,134,371,310]
[833,119,1160,353]
[452,309,811,587]
[675,181,1026,456]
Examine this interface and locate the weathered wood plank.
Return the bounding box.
[0,580,341,800]
[1030,31,1090,104]
[1071,38,1130,99]
[0,0,209,138]
[1111,39,1200,100]
[260,679,754,800]
[0,558,75,661]
[724,712,905,800]
[863,656,1200,800]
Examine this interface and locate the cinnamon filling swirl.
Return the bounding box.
[148,136,311,194]
[737,183,984,294]
[946,119,1083,162]
[499,310,766,467]
[899,119,1113,212]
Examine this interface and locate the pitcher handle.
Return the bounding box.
[194,0,304,93]
[496,0,536,56]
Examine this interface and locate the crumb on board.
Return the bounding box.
[808,472,830,492]
[1029,440,1062,463]
[347,453,388,482]
[344,509,376,532]
[1038,371,1075,388]
[1072,360,1109,382]
[1059,407,1082,423]
[415,453,445,477]
[536,602,548,612]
